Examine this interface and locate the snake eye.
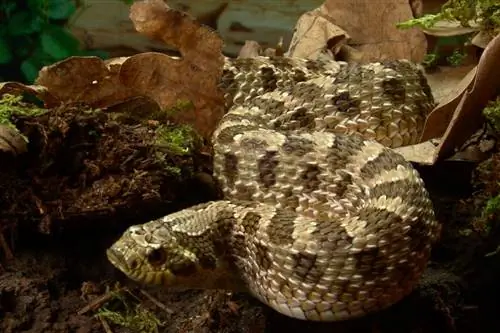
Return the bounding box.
[147,249,166,266]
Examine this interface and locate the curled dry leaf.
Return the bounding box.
[0,82,57,155]
[36,56,135,108]
[286,6,349,60]
[433,33,500,161]
[32,0,226,140]
[126,0,226,139]
[0,81,58,107]
[420,67,478,143]
[238,41,262,58]
[321,0,427,62]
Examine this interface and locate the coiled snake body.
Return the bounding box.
[107,57,441,321]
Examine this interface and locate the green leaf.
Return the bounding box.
[45,0,77,20]
[40,25,80,60]
[0,2,18,17]
[8,12,43,36]
[20,58,42,83]
[12,35,35,58]
[0,36,13,64]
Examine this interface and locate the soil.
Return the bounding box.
[2,106,500,333]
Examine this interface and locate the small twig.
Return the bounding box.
[77,290,115,315]
[98,315,114,333]
[139,289,174,314]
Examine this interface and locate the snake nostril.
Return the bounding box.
[128,259,139,270]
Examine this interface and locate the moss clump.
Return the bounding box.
[0,93,47,138]
[155,124,201,156]
[483,97,500,133]
[97,289,163,333]
[397,0,500,34]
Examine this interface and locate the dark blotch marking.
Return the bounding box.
[240,136,267,151]
[357,206,403,234]
[331,91,361,113]
[266,209,298,246]
[382,78,406,105]
[216,124,259,143]
[326,135,365,171]
[241,211,261,236]
[198,254,217,270]
[301,164,321,193]
[291,69,307,83]
[255,242,272,270]
[260,66,277,92]
[287,107,316,128]
[258,151,279,188]
[282,135,315,155]
[334,63,363,84]
[305,60,323,72]
[359,148,408,180]
[223,152,239,187]
[170,261,197,276]
[290,252,322,283]
[333,171,353,197]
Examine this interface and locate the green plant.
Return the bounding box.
[397,0,500,34]
[96,288,163,333]
[397,0,498,67]
[0,0,134,83]
[0,93,47,141]
[483,97,500,133]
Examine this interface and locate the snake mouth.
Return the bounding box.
[106,248,129,274]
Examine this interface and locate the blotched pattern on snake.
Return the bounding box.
[107,57,441,321]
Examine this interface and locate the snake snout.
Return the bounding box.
[106,247,133,273]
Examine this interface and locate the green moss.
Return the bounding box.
[155,124,200,156]
[0,93,48,142]
[483,97,500,133]
[96,289,163,333]
[397,0,500,34]
[0,93,47,126]
[483,193,500,217]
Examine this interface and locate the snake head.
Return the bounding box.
[106,203,246,291]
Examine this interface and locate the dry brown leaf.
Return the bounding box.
[36,56,134,108]
[321,0,427,62]
[238,40,262,58]
[0,125,27,155]
[286,7,349,60]
[394,141,438,165]
[126,0,225,139]
[420,67,477,142]
[0,82,58,107]
[433,33,500,161]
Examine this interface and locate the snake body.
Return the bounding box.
[107,57,441,321]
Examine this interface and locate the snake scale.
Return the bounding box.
[107,57,442,321]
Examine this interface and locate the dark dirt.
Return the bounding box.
[2,106,500,332]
